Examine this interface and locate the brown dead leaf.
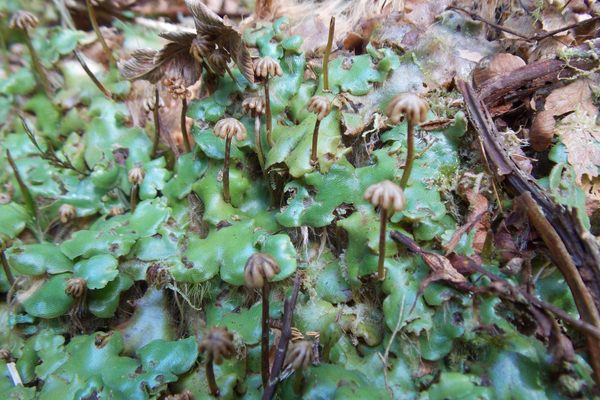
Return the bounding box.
[404,0,452,28]
[530,110,556,152]
[544,79,598,117]
[473,53,526,88]
[420,251,468,284]
[556,109,600,184]
[581,176,600,216]
[445,188,490,255]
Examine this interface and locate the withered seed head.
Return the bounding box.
[65,277,87,298]
[244,253,280,289]
[208,49,231,72]
[59,204,77,224]
[108,206,124,216]
[242,96,266,117]
[386,93,429,124]
[364,180,406,213]
[0,348,14,363]
[128,166,145,185]
[199,327,235,365]
[10,10,39,30]
[162,77,191,100]
[253,57,283,80]
[308,96,331,121]
[214,118,247,141]
[190,35,214,62]
[284,340,313,371]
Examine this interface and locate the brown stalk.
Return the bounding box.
[310,119,321,166]
[263,272,302,400]
[181,97,191,153]
[399,120,414,189]
[377,208,388,281]
[0,248,15,287]
[22,32,51,97]
[223,136,232,204]
[74,50,112,99]
[85,0,116,66]
[254,115,265,169]
[323,17,335,92]
[130,184,139,212]
[152,85,160,158]
[264,77,273,147]
[261,283,270,387]
[205,353,219,397]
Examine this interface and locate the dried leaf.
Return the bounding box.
[420,251,468,284]
[119,31,201,86]
[185,0,254,83]
[556,109,600,184]
[544,79,598,117]
[581,176,600,216]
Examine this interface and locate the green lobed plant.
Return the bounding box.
[0,2,595,399]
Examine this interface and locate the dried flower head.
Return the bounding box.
[128,166,145,185]
[199,327,235,364]
[364,181,406,212]
[59,204,77,224]
[190,34,214,62]
[284,340,313,371]
[162,77,191,100]
[10,10,39,30]
[0,348,14,363]
[120,0,253,85]
[108,206,124,216]
[65,277,87,298]
[253,57,283,80]
[242,96,266,117]
[308,96,331,121]
[386,93,429,124]
[208,48,231,72]
[244,253,280,289]
[213,118,247,141]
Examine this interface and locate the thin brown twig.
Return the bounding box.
[390,231,600,341]
[263,272,302,400]
[449,6,600,42]
[73,50,112,99]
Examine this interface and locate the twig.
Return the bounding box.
[448,6,530,39]
[85,0,116,66]
[390,230,600,341]
[73,50,112,99]
[263,272,302,400]
[449,6,600,42]
[323,17,335,92]
[0,247,15,287]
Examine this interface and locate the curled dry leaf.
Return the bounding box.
[530,110,556,152]
[119,31,201,86]
[120,0,254,85]
[185,0,253,82]
[544,79,598,117]
[472,53,526,88]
